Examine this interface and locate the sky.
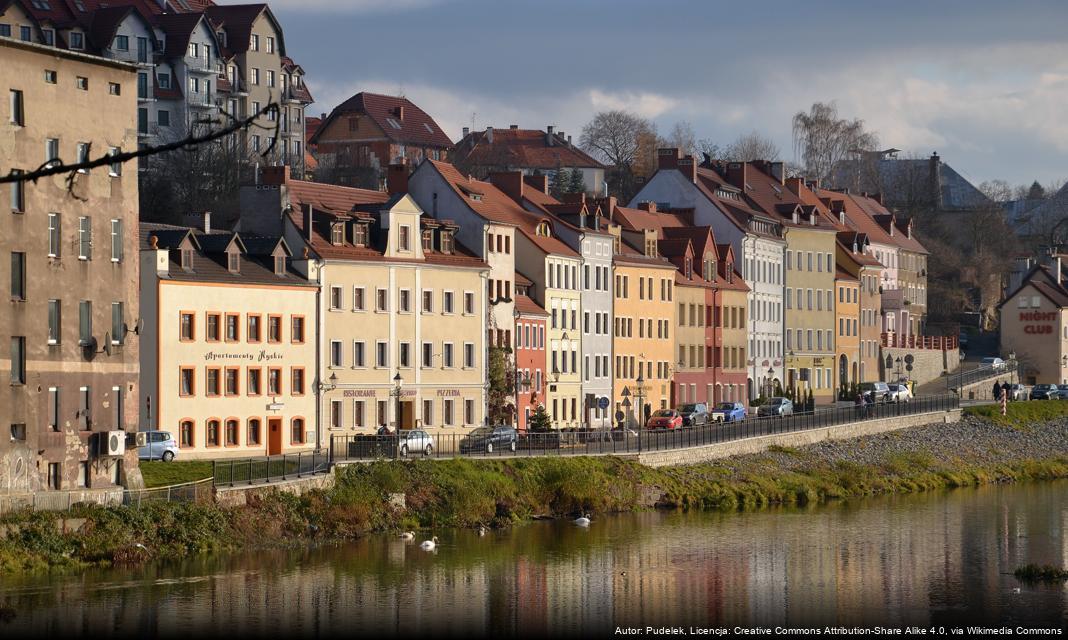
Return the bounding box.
[269,0,1068,188]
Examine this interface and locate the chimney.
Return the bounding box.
[305,204,314,244]
[768,161,784,184]
[396,105,405,120]
[202,211,212,234]
[638,201,657,213]
[320,112,326,120]
[387,160,409,195]
[562,192,586,204]
[725,162,748,191]
[486,126,493,144]
[522,174,548,194]
[872,192,884,205]
[567,135,572,148]
[489,171,524,204]
[930,152,942,209]
[261,165,290,185]
[462,126,470,138]
[510,124,518,130]
[546,125,555,147]
[677,155,697,182]
[784,177,804,197]
[657,147,681,171]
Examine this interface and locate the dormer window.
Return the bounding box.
[353,223,368,247]
[645,238,657,257]
[227,251,240,274]
[331,223,344,246]
[536,221,551,237]
[704,259,715,282]
[441,229,454,254]
[684,257,692,279]
[399,225,410,252]
[181,249,193,271]
[274,255,285,276]
[422,229,433,252]
[727,263,734,283]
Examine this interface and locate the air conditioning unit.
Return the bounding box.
[134,432,148,448]
[100,430,126,457]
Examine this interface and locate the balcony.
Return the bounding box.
[187,59,217,75]
[881,332,958,351]
[187,93,217,109]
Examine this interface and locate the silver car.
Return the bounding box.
[398,429,434,457]
[757,397,794,417]
[138,430,179,462]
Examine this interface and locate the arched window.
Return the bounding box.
[206,419,220,447]
[225,419,239,446]
[247,419,262,446]
[536,221,550,237]
[291,417,305,445]
[179,419,194,448]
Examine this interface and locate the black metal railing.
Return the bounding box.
[212,451,330,487]
[948,362,1017,391]
[330,394,960,462]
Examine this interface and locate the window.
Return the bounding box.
[179,367,194,396]
[268,315,281,342]
[10,170,24,212]
[69,31,84,49]
[78,300,92,345]
[250,34,259,51]
[444,399,454,426]
[10,423,26,442]
[443,342,454,368]
[353,287,365,311]
[10,337,25,384]
[266,36,275,53]
[19,26,30,42]
[47,463,60,490]
[330,286,342,310]
[465,399,474,425]
[248,419,261,446]
[44,138,59,167]
[422,289,433,313]
[10,252,25,300]
[78,217,92,259]
[268,368,281,395]
[250,67,259,85]
[114,34,128,51]
[330,400,342,429]
[247,314,261,342]
[9,89,23,126]
[107,147,123,177]
[422,399,433,427]
[443,291,454,314]
[248,369,262,395]
[330,340,343,367]
[266,70,275,88]
[291,316,305,343]
[376,341,388,367]
[376,288,388,312]
[399,289,411,313]
[206,313,220,341]
[109,219,124,261]
[464,343,475,368]
[400,342,411,367]
[291,368,304,395]
[291,418,305,445]
[48,300,61,344]
[224,368,239,396]
[464,292,475,315]
[353,341,365,367]
[225,313,239,341]
[44,69,56,84]
[111,302,123,345]
[206,368,221,396]
[206,420,220,447]
[353,401,365,427]
[399,225,410,251]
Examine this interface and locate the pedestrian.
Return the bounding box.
[854,392,864,419]
[992,380,1002,401]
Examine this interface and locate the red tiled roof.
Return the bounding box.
[609,205,687,235]
[305,116,322,147]
[514,294,547,317]
[454,127,604,171]
[426,160,578,258]
[514,271,533,287]
[204,4,274,56]
[835,267,859,281]
[816,187,896,248]
[285,178,389,216]
[312,92,453,149]
[688,167,780,238]
[156,12,210,58]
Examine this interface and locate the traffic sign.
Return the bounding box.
[598,396,610,410]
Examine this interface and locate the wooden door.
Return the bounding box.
[268,418,282,455]
[400,401,414,430]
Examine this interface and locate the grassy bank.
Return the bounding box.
[964,399,1068,428]
[4,414,1068,575]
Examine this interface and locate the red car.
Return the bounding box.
[646,409,683,430]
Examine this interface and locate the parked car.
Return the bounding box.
[859,382,892,404]
[138,430,178,462]
[710,402,747,423]
[1006,383,1029,401]
[459,426,517,453]
[1030,384,1059,400]
[1057,384,1068,400]
[397,429,434,457]
[981,357,1006,370]
[887,383,912,403]
[646,409,683,430]
[757,397,794,417]
[677,403,709,427]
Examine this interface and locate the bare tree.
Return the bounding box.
[792,101,878,184]
[580,110,657,199]
[978,179,1013,204]
[696,138,721,162]
[723,130,781,162]
[662,121,697,157]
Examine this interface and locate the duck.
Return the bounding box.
[477,525,487,537]
[420,536,439,551]
[574,513,591,527]
[399,531,415,541]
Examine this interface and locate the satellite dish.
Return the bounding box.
[103,332,112,356]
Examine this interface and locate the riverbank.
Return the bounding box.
[3,411,1068,575]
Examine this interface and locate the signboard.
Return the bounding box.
[204,350,285,363]
[1020,311,1056,334]
[267,402,285,411]
[598,396,610,410]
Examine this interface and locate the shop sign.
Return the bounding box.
[1020,311,1057,334]
[204,350,285,363]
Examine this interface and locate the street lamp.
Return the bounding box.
[315,371,338,453]
[895,357,903,381]
[765,367,775,400]
[1008,351,1017,386]
[390,373,403,459]
[636,370,646,434]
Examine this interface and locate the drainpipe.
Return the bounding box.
[316,262,325,455]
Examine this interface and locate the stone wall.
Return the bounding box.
[214,470,337,508]
[635,409,962,467]
[880,346,954,385]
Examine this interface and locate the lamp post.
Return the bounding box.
[390,373,403,459]
[895,357,903,382]
[315,371,338,454]
[620,395,632,450]
[517,372,531,431]
[1008,351,1017,387]
[765,367,775,400]
[635,370,646,453]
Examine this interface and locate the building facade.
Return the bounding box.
[999,260,1068,385]
[1,38,141,492]
[139,225,317,459]
[834,269,860,392]
[513,281,547,430]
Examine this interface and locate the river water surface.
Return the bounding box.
[2,481,1067,635]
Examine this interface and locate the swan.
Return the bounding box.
[574,513,591,527]
[420,536,439,550]
[399,531,415,541]
[477,525,487,537]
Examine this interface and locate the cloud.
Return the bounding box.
[268,0,448,13]
[588,89,678,119]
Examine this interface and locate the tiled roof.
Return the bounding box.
[204,4,272,55]
[835,267,858,281]
[305,116,322,147]
[816,188,896,248]
[514,271,533,287]
[454,127,604,171]
[688,167,780,238]
[514,294,547,317]
[285,178,390,216]
[427,160,578,258]
[609,205,687,235]
[1000,263,1068,309]
[156,12,209,58]
[312,92,453,148]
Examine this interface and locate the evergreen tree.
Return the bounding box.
[568,168,587,194]
[550,167,571,199]
[486,345,515,425]
[528,404,552,432]
[1028,180,1046,200]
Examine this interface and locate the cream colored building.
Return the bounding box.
[139,225,317,459]
[999,259,1068,385]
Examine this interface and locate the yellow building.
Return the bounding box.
[837,233,884,382]
[139,225,317,459]
[834,269,860,392]
[609,227,677,426]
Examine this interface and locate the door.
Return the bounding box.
[399,401,414,430]
[268,418,283,455]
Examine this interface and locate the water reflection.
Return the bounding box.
[2,482,1067,635]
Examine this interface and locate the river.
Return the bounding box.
[2,481,1067,635]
